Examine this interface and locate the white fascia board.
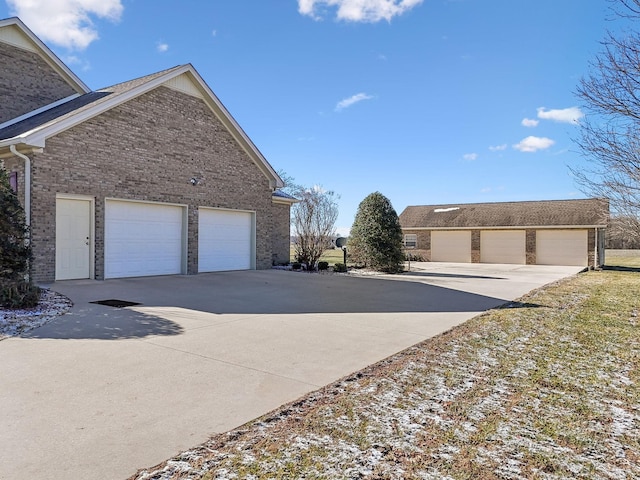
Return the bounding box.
[14,66,196,147]
[0,18,90,94]
[272,196,299,205]
[10,63,285,189]
[182,66,284,189]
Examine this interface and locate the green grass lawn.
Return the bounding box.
[135,252,640,479]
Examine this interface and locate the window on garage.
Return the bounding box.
[404,234,417,248]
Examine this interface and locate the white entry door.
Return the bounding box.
[56,198,91,280]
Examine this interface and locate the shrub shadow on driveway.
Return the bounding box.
[21,307,184,340]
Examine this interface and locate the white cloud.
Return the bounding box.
[7,0,123,50]
[513,136,555,153]
[211,29,217,37]
[489,144,507,152]
[335,93,373,111]
[298,0,423,22]
[463,153,478,161]
[157,42,169,53]
[521,118,539,127]
[64,54,90,71]
[537,106,584,124]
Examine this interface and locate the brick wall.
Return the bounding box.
[526,229,536,265]
[471,229,480,263]
[27,86,282,282]
[270,202,292,265]
[0,42,77,124]
[403,229,430,261]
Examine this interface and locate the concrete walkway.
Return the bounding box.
[0,264,583,480]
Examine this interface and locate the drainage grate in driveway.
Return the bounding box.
[89,299,142,308]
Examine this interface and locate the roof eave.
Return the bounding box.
[0,17,90,94]
[6,63,285,189]
[182,67,284,189]
[272,196,300,205]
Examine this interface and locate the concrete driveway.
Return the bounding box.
[0,263,583,480]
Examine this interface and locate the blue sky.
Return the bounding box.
[2,0,615,235]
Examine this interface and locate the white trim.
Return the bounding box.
[105,197,188,209]
[55,194,95,280]
[0,18,90,94]
[403,233,417,248]
[1,63,284,189]
[272,196,298,205]
[0,94,80,131]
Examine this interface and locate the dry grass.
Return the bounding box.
[289,246,346,266]
[606,249,640,268]
[133,265,640,480]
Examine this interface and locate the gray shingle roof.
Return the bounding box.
[0,66,184,142]
[399,198,609,229]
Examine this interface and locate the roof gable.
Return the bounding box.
[400,199,610,229]
[0,17,89,95]
[0,61,283,188]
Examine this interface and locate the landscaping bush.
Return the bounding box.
[318,261,329,271]
[349,192,404,273]
[333,263,347,272]
[0,167,39,309]
[0,282,40,309]
[292,262,302,270]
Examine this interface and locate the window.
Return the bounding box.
[8,172,18,193]
[404,234,417,248]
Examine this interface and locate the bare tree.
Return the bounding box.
[572,0,640,244]
[292,186,339,269]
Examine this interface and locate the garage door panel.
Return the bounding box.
[537,230,587,266]
[481,230,526,264]
[431,231,471,263]
[199,209,253,272]
[105,201,184,278]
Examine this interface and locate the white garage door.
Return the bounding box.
[431,231,472,263]
[481,230,526,264]
[199,208,254,272]
[105,200,185,278]
[537,230,588,266]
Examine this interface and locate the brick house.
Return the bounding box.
[399,198,609,268]
[0,17,296,282]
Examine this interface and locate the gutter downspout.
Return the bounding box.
[9,144,31,235]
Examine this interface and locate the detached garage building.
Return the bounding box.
[399,199,609,268]
[0,17,295,282]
